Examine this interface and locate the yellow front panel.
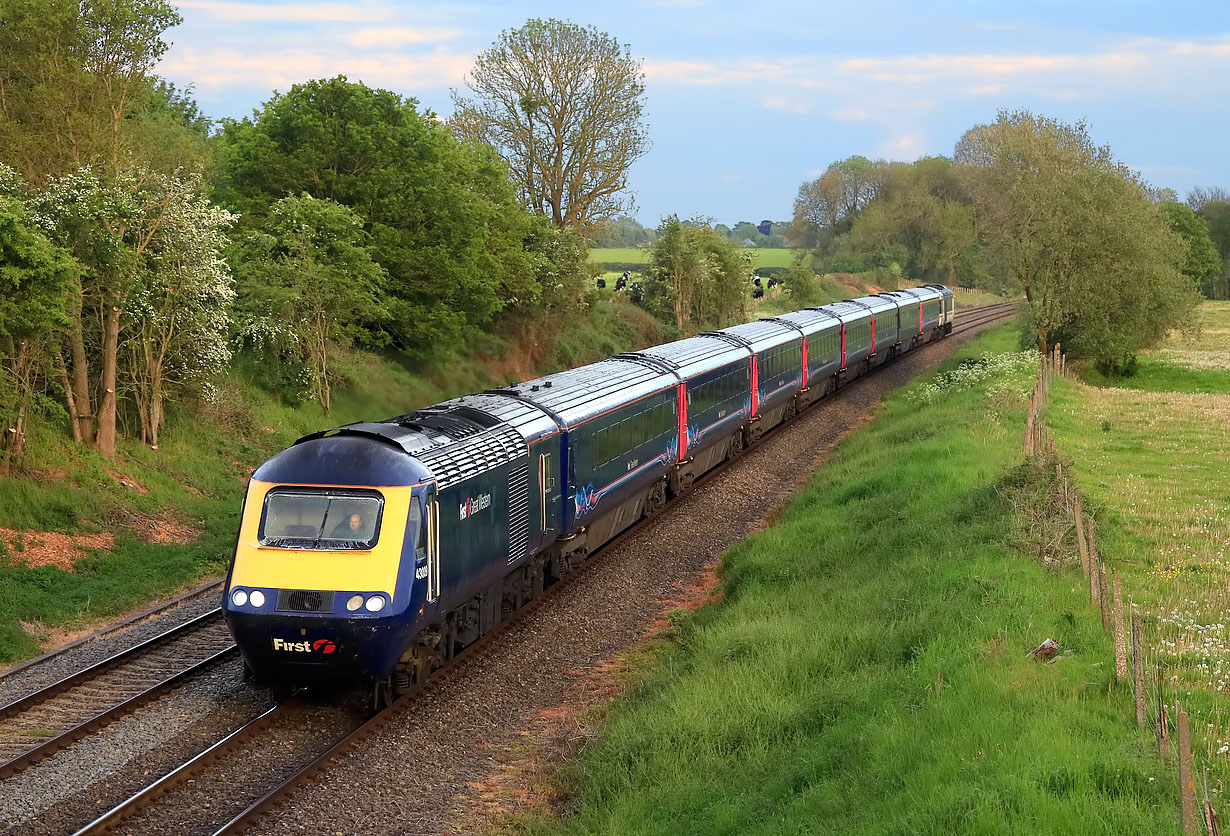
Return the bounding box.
[230,479,414,600]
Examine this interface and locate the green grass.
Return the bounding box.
[1077,302,1230,394]
[0,296,672,663]
[590,247,798,269]
[1045,304,1230,793]
[511,325,1179,836]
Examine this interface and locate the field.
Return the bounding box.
[1047,301,1230,789]
[1078,302,1230,394]
[512,325,1181,835]
[590,247,797,269]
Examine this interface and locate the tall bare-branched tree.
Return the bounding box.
[451,18,650,231]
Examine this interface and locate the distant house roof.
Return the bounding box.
[742,238,757,247]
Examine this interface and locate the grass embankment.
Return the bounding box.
[517,325,1179,835]
[1047,300,1230,791]
[0,296,671,663]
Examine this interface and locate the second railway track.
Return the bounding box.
[0,608,233,780]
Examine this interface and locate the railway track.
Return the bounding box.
[64,299,1019,836]
[0,608,234,780]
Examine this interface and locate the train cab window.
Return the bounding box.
[411,499,426,560]
[259,489,384,550]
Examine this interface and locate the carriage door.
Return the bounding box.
[425,489,440,603]
[538,451,556,535]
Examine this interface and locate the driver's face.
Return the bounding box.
[348,513,362,530]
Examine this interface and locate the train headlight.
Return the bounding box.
[346,594,364,612]
[231,589,248,607]
[364,595,386,613]
[249,590,266,608]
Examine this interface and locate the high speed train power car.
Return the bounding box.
[223,285,954,702]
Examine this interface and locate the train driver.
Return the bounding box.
[330,511,365,540]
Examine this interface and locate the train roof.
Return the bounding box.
[769,308,842,337]
[619,335,748,380]
[430,393,559,445]
[490,358,676,428]
[847,294,898,313]
[705,318,798,353]
[883,286,943,303]
[816,300,874,323]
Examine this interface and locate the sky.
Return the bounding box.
[159,0,1230,228]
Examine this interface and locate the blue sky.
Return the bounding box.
[160,0,1230,228]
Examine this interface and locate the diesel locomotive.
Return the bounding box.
[223,285,954,702]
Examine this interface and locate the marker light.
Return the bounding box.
[231,589,248,607]
[249,590,266,608]
[364,595,386,613]
[346,594,364,612]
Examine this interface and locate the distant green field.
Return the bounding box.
[590,247,797,269]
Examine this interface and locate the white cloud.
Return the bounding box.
[346,27,462,49]
[161,46,471,93]
[879,134,921,157]
[834,108,869,122]
[764,98,810,115]
[176,0,393,23]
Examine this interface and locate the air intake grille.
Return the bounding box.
[507,462,529,565]
[276,589,335,613]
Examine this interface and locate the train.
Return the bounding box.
[223,285,955,703]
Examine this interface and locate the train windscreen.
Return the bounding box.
[259,490,384,550]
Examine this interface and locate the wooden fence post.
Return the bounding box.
[1180,711,1197,834]
[1088,519,1100,604]
[1159,661,1171,761]
[1132,610,1146,726]
[1098,559,1111,632]
[1075,497,1090,583]
[1113,571,1127,681]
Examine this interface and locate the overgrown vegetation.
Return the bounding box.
[511,326,1180,835]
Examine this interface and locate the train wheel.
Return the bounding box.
[373,677,395,711]
[643,480,667,518]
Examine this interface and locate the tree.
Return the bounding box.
[589,215,650,247]
[0,169,75,470]
[846,157,978,286]
[123,175,234,446]
[1197,200,1230,299]
[1158,201,1222,298]
[1187,186,1229,211]
[955,110,1200,365]
[0,0,182,184]
[31,168,230,457]
[645,217,749,331]
[790,156,890,254]
[451,18,650,230]
[215,76,539,354]
[234,196,388,414]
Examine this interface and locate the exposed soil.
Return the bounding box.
[0,528,115,571]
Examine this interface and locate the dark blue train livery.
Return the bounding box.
[223,285,954,700]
